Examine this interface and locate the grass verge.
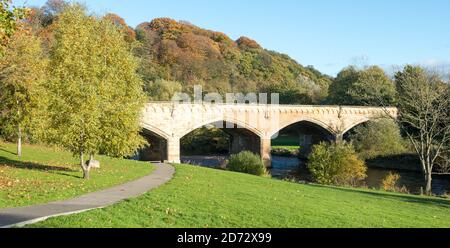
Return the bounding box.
[29,164,450,228]
[0,142,154,208]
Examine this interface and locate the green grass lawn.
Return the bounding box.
[271,145,300,152]
[0,142,154,208]
[30,164,450,228]
[271,146,300,157]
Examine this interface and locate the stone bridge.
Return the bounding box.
[140,102,397,167]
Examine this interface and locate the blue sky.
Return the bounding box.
[15,0,450,76]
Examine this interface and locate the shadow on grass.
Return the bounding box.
[0,156,81,179]
[0,148,17,156]
[310,183,450,208]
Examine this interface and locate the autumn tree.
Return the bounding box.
[44,5,146,179]
[0,0,28,54]
[103,13,136,43]
[394,65,449,195]
[329,66,396,106]
[145,79,183,101]
[236,36,261,50]
[0,27,47,156]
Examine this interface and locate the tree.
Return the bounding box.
[44,5,146,179]
[145,79,183,101]
[263,79,316,104]
[24,1,70,55]
[0,27,47,157]
[103,13,136,43]
[42,0,68,16]
[307,142,367,186]
[329,66,396,106]
[349,118,406,160]
[263,82,306,104]
[0,0,28,55]
[394,65,450,195]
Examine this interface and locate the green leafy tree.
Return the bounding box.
[329,66,396,106]
[0,27,47,156]
[263,79,317,104]
[308,142,367,186]
[394,65,449,195]
[145,79,183,101]
[349,118,406,160]
[44,5,146,179]
[0,0,28,55]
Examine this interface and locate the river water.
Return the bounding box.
[182,155,450,195]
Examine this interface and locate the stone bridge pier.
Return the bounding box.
[140,102,397,167]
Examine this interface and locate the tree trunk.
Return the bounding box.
[80,150,90,180]
[83,168,90,180]
[17,124,22,157]
[425,172,432,195]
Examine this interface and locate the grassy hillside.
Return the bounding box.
[31,164,450,228]
[0,142,154,208]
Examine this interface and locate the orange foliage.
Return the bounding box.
[236,36,261,49]
[149,18,186,40]
[104,13,136,43]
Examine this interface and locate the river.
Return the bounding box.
[181,155,450,195]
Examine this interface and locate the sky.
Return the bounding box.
[14,0,450,76]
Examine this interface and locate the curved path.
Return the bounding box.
[0,163,174,228]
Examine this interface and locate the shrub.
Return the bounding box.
[227,151,267,176]
[381,172,409,193]
[381,172,400,191]
[307,142,367,186]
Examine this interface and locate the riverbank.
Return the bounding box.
[29,164,450,227]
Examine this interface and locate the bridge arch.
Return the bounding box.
[178,117,264,139]
[270,118,337,158]
[138,123,172,162]
[271,117,336,138]
[180,118,264,157]
[141,123,172,140]
[341,118,371,136]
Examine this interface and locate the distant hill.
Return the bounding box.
[134,18,332,103]
[26,4,332,104]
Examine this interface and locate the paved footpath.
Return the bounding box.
[0,163,174,228]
